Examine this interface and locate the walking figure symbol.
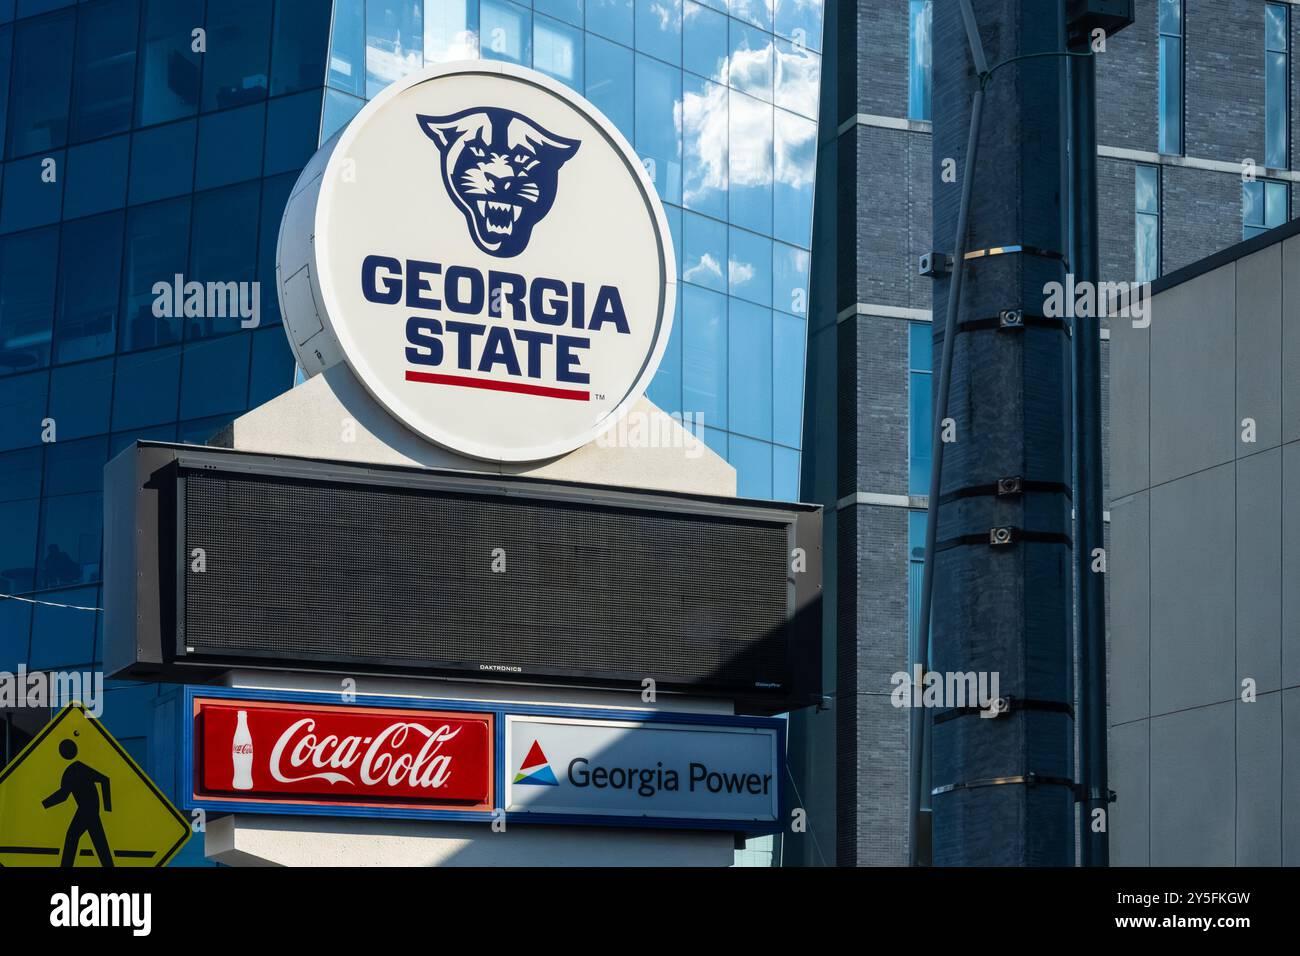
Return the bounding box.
[41,737,114,867]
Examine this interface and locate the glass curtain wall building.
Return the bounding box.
[0,0,824,866]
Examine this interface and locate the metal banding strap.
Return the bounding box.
[931,698,1075,724]
[963,243,1069,268]
[954,313,1070,334]
[933,530,1073,552]
[932,773,1077,797]
[937,480,1072,506]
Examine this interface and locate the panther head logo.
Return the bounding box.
[417,107,581,258]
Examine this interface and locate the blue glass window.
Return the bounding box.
[0,498,39,593]
[196,103,266,189]
[646,297,682,414]
[1,152,65,233]
[321,89,366,142]
[774,38,820,120]
[119,198,191,351]
[426,0,480,62]
[56,212,124,363]
[908,322,932,495]
[536,0,582,29]
[908,0,932,121]
[112,346,180,429]
[258,173,299,327]
[774,108,815,247]
[71,0,139,143]
[534,15,584,91]
[682,75,727,219]
[135,0,203,126]
[587,0,633,46]
[728,90,771,234]
[6,9,75,158]
[728,225,772,307]
[0,447,43,502]
[0,25,11,157]
[0,595,33,669]
[270,0,332,96]
[1266,3,1289,169]
[729,19,772,103]
[728,299,772,440]
[773,241,808,316]
[265,91,323,175]
[728,0,770,32]
[480,0,532,67]
[585,34,634,143]
[63,135,129,219]
[365,0,424,98]
[773,444,799,500]
[179,334,251,419]
[47,360,113,441]
[201,0,272,112]
[129,120,197,204]
[683,2,726,82]
[772,311,804,447]
[186,182,260,340]
[1243,179,1288,239]
[681,284,727,428]
[28,585,98,667]
[774,0,822,53]
[43,436,108,496]
[17,0,74,17]
[729,434,772,498]
[1135,164,1159,283]
[36,493,101,591]
[636,54,683,205]
[636,0,681,66]
[327,0,365,95]
[0,370,48,452]
[249,327,294,408]
[682,210,726,291]
[1158,0,1183,155]
[702,425,727,459]
[663,200,683,277]
[0,227,58,371]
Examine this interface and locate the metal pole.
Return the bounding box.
[1069,44,1110,868]
[928,0,1075,866]
[908,89,983,868]
[909,0,987,868]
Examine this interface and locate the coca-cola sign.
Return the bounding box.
[196,700,493,809]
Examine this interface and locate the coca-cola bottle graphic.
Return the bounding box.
[232,710,254,790]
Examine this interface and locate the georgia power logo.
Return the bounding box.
[514,740,559,787]
[277,62,676,463]
[417,107,580,258]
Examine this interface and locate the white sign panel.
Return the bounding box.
[505,715,780,823]
[276,61,676,463]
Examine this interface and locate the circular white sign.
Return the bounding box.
[278,62,676,463]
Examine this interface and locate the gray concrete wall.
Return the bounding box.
[1109,235,1300,865]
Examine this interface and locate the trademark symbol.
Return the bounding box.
[594,393,605,401]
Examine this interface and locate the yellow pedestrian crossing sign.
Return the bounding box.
[0,703,190,867]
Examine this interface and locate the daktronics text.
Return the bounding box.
[361,254,632,392]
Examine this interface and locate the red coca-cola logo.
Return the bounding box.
[197,700,493,808]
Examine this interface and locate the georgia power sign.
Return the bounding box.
[277,61,676,462]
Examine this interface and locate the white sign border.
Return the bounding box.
[312,60,677,463]
[504,714,781,823]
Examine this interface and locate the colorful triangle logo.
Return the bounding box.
[514,740,559,786]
